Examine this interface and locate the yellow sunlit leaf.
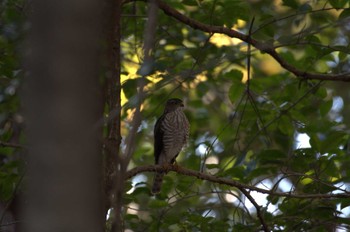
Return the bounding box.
[210,34,242,47]
[189,72,208,88]
[236,19,247,28]
[147,71,166,84]
[301,177,313,185]
[209,21,246,47]
[258,54,283,75]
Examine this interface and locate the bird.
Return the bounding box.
[152,98,190,195]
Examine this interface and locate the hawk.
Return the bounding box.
[152,98,190,194]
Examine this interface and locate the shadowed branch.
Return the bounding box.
[126,165,350,199]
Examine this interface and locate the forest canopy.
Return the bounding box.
[1,0,350,231]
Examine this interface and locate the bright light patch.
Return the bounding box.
[126,174,147,194]
[332,96,344,111]
[205,156,219,165]
[209,20,245,48]
[296,133,311,148]
[244,180,277,213]
[127,202,139,215]
[195,144,207,156]
[205,156,219,174]
[106,208,112,220]
[202,209,216,218]
[278,177,293,192]
[224,192,239,204]
[209,33,242,47]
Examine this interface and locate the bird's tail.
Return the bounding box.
[152,172,164,195]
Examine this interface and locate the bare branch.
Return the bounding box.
[0,141,24,149]
[126,165,350,199]
[239,188,270,232]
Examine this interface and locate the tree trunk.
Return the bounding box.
[21,0,104,231]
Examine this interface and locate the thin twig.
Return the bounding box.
[252,7,347,34]
[239,188,270,232]
[0,141,24,149]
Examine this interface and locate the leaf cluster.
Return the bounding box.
[120,0,350,231]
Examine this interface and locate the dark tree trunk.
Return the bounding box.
[21,0,104,231]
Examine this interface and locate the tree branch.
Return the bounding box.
[0,141,24,149]
[124,0,350,82]
[126,165,350,199]
[239,188,270,232]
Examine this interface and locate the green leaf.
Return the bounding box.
[340,198,350,209]
[257,149,286,165]
[227,70,245,103]
[328,0,348,8]
[315,86,328,99]
[321,131,348,153]
[309,134,321,152]
[282,0,299,9]
[261,26,275,38]
[338,51,349,62]
[219,1,250,26]
[221,166,245,179]
[305,35,321,44]
[122,78,138,99]
[299,3,312,13]
[249,167,276,178]
[182,0,198,6]
[339,8,350,20]
[278,115,294,135]
[149,199,168,208]
[319,99,333,116]
[279,51,296,66]
[205,164,219,169]
[267,195,280,205]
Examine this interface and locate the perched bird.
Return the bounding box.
[152,98,190,194]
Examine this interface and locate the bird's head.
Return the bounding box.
[164,98,184,113]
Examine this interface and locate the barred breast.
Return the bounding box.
[160,108,189,163]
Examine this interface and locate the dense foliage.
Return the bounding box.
[0,0,25,210]
[1,0,350,231]
[120,1,350,231]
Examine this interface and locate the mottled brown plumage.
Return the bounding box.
[152,98,189,194]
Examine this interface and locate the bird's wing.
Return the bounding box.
[154,115,164,164]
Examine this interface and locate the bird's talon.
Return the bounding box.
[162,163,171,173]
[172,163,180,171]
